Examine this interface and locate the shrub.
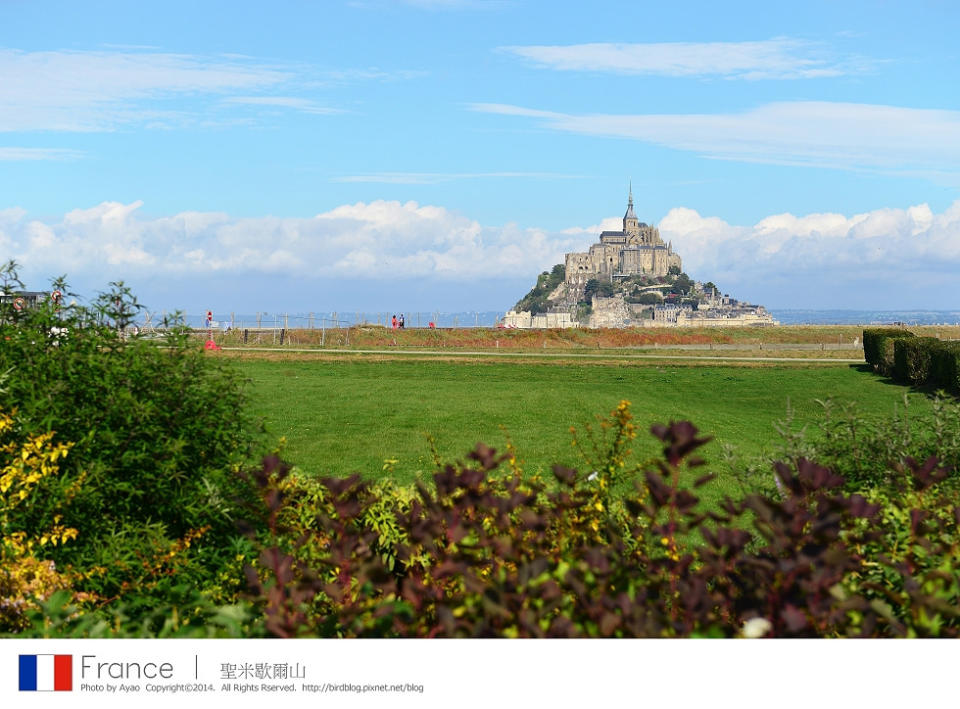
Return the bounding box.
[0,262,263,601]
[762,394,960,490]
[862,327,914,375]
[930,341,960,392]
[9,589,254,639]
[626,292,662,305]
[892,337,940,385]
[851,456,960,635]
[0,409,81,631]
[243,402,960,638]
[0,373,260,638]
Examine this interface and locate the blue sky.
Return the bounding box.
[1,0,959,313]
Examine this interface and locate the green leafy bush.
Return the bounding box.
[0,261,262,603]
[626,292,662,305]
[850,457,960,635]
[864,327,960,393]
[930,341,960,392]
[863,327,914,376]
[893,337,940,385]
[10,589,254,638]
[762,395,960,489]
[0,409,80,631]
[244,402,960,638]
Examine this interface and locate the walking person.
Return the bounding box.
[399,313,405,329]
[392,314,397,329]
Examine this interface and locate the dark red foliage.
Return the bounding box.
[242,419,960,638]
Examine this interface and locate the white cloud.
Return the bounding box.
[320,68,426,83]
[332,171,582,184]
[401,0,504,8]
[499,38,869,80]
[660,201,960,307]
[0,147,84,161]
[560,217,622,236]
[3,199,587,282]
[0,49,291,132]
[7,198,960,309]
[0,207,27,224]
[471,101,960,178]
[0,49,417,132]
[221,96,344,115]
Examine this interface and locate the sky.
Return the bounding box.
[1,0,959,314]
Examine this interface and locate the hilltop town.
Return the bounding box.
[504,187,777,328]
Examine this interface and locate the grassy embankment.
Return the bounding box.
[236,357,933,504]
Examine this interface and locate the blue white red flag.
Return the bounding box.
[19,654,72,691]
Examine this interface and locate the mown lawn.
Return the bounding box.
[235,357,931,495]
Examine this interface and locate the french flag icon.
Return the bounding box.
[19,654,73,691]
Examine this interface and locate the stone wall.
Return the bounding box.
[587,295,630,329]
[502,310,578,329]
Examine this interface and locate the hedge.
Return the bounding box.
[930,341,960,392]
[862,327,914,376]
[893,337,940,385]
[879,335,960,393]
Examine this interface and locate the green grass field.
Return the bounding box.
[235,357,931,493]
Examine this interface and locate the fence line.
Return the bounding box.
[138,310,506,332]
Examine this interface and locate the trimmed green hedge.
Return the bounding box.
[893,337,940,385]
[873,330,960,392]
[931,341,960,392]
[863,327,914,376]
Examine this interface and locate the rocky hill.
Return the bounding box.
[508,264,774,328]
[514,264,717,318]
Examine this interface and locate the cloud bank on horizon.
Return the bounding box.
[4,198,958,311]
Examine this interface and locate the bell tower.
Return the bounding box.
[623,181,639,237]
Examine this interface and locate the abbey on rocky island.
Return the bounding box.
[564,184,682,286]
[503,185,777,329]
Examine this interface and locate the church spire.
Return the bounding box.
[624,180,637,223]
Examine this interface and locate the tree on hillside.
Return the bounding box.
[584,278,614,302]
[513,263,566,314]
[584,278,600,301]
[672,272,694,296]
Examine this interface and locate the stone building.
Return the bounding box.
[564,185,682,286]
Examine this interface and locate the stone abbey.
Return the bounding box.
[564,184,682,286]
[503,184,777,329]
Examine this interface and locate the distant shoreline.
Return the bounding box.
[770,310,960,326]
[173,309,960,330]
